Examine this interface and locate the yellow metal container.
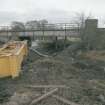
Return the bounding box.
[0,41,28,78]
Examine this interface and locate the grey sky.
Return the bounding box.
[0,0,105,26]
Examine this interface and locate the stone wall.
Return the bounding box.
[83,19,105,50]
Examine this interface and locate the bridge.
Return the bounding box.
[0,23,80,42]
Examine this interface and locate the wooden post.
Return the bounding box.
[42,24,45,41]
[33,31,34,41]
[64,24,67,49]
[55,36,58,50]
[26,85,69,89]
[52,95,79,105]
[30,88,58,105]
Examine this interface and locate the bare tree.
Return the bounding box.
[73,12,93,28]
[26,19,48,30]
[73,12,93,37]
[11,21,25,31]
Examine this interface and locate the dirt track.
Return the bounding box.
[1,46,105,105]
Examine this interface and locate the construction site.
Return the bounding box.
[0,18,105,105]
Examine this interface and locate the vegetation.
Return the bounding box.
[38,39,73,53]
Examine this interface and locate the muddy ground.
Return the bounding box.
[0,45,105,105]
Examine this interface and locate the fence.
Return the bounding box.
[0,23,80,42]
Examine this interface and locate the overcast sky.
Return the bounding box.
[0,0,105,26]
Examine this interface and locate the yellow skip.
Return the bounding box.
[0,41,28,78]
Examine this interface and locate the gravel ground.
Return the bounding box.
[1,45,105,105]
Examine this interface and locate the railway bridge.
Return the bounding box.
[0,23,80,42]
